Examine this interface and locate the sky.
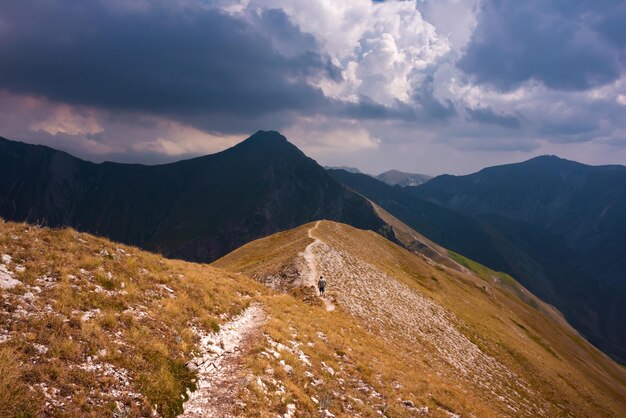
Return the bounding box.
[0,0,625,175]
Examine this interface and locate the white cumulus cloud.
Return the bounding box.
[220,0,449,105]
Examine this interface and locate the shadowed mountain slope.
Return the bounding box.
[327,169,538,281]
[331,163,626,364]
[0,131,386,262]
[411,155,626,363]
[215,220,626,417]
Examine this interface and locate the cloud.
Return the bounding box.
[285,117,380,155]
[0,0,332,127]
[459,0,625,91]
[465,106,521,129]
[0,90,241,163]
[0,0,455,134]
[411,75,457,120]
[0,0,625,174]
[237,0,450,106]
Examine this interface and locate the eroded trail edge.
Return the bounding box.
[182,304,265,417]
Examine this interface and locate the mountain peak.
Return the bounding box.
[523,154,581,167]
[245,130,288,145]
[228,130,299,157]
[376,169,432,187]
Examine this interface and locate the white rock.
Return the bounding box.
[160,284,175,294]
[1,254,12,264]
[22,292,36,302]
[321,361,335,376]
[283,403,296,418]
[0,264,20,289]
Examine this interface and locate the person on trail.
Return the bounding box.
[318,276,326,297]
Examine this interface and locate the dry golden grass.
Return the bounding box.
[0,219,265,417]
[238,293,503,417]
[219,220,626,417]
[0,346,42,417]
[3,216,626,417]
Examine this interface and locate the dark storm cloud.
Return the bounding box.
[0,1,335,124]
[465,106,521,129]
[459,0,626,91]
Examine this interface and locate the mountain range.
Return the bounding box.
[411,156,626,362]
[330,156,626,363]
[2,132,626,362]
[1,131,626,416]
[0,131,388,262]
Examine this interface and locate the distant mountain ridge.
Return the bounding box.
[328,169,533,284]
[0,131,388,262]
[331,157,626,363]
[376,169,432,186]
[411,155,626,363]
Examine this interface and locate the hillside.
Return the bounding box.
[376,169,432,186]
[0,131,386,263]
[411,155,626,363]
[2,218,626,417]
[0,218,269,417]
[215,220,626,417]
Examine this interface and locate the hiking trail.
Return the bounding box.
[182,304,265,417]
[302,221,335,311]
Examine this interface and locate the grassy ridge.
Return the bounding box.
[219,221,626,417]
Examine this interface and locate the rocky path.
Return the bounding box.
[182,304,265,417]
[302,221,335,311]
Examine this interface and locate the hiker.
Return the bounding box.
[318,276,326,297]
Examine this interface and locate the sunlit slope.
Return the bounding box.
[4,216,625,417]
[0,219,265,417]
[215,220,626,417]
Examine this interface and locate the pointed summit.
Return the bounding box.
[248,130,287,142]
[235,130,289,148]
[227,130,304,160]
